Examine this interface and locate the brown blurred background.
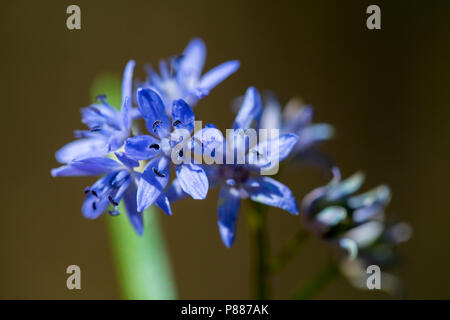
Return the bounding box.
[0,0,449,299]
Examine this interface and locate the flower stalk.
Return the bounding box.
[108,204,177,299]
[269,229,309,275]
[292,262,339,300]
[92,74,177,299]
[248,201,270,299]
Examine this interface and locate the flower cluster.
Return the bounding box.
[301,168,411,294]
[51,38,410,292]
[52,39,305,244]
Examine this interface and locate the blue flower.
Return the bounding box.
[301,167,410,259]
[258,93,334,170]
[301,168,411,294]
[186,87,299,247]
[51,152,172,235]
[145,38,240,110]
[124,87,209,212]
[55,60,138,163]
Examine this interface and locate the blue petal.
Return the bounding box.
[137,88,171,138]
[172,99,195,133]
[114,151,139,168]
[121,60,136,108]
[121,97,131,132]
[164,179,187,203]
[338,238,358,260]
[155,193,172,216]
[248,133,298,168]
[125,135,161,160]
[245,177,299,214]
[55,138,109,164]
[176,163,209,200]
[82,174,112,219]
[82,192,110,219]
[260,94,282,130]
[51,165,93,177]
[51,157,121,177]
[178,38,206,88]
[120,60,135,131]
[352,204,383,223]
[81,102,121,130]
[199,60,240,92]
[123,182,144,235]
[233,86,262,130]
[136,156,170,212]
[191,125,224,161]
[217,186,241,248]
[274,133,299,161]
[326,172,365,202]
[283,105,314,133]
[296,124,334,151]
[316,206,347,226]
[348,185,391,209]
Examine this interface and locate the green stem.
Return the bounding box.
[92,73,177,299]
[107,204,177,299]
[247,202,270,299]
[269,229,309,275]
[292,263,340,300]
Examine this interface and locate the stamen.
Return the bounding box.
[90,126,102,132]
[92,201,97,210]
[193,137,203,147]
[153,167,166,178]
[84,187,90,194]
[108,210,120,216]
[178,149,184,158]
[95,94,107,101]
[251,149,261,157]
[173,120,181,127]
[108,195,119,206]
[91,190,98,197]
[149,143,160,150]
[152,120,162,133]
[88,106,102,114]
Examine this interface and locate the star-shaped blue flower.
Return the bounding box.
[124,88,209,212]
[55,60,138,163]
[258,93,334,170]
[51,151,172,235]
[176,87,300,247]
[145,38,240,109]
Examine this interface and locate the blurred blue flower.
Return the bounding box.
[259,93,335,170]
[186,87,299,247]
[51,152,172,235]
[124,87,209,213]
[55,60,138,163]
[144,38,240,110]
[301,167,411,294]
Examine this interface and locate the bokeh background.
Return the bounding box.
[1,0,449,299]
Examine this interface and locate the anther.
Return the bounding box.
[173,120,181,127]
[149,143,160,150]
[84,187,90,194]
[108,210,120,216]
[193,137,203,147]
[153,167,166,178]
[92,201,97,210]
[95,94,107,101]
[152,120,162,133]
[90,126,102,132]
[91,190,98,197]
[108,195,119,206]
